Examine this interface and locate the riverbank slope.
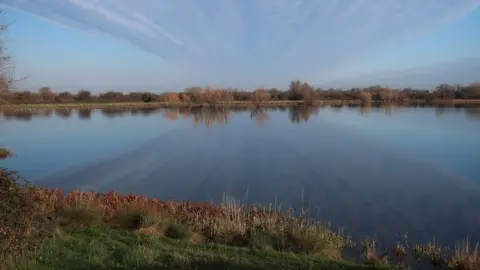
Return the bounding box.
[0,166,478,269]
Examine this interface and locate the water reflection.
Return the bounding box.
[2,111,34,121]
[78,109,92,120]
[1,104,480,247]
[101,108,129,118]
[464,107,480,120]
[289,106,320,124]
[130,108,159,116]
[250,107,269,126]
[55,109,73,119]
[360,105,372,116]
[2,104,480,124]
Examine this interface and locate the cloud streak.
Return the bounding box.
[1,0,479,86]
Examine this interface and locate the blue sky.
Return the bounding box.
[1,0,479,92]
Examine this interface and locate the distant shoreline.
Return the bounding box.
[1,99,480,112]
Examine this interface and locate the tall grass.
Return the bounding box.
[1,167,480,269]
[25,188,351,258]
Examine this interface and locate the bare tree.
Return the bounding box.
[252,88,271,105]
[461,83,480,99]
[359,91,372,104]
[38,86,55,102]
[76,89,92,101]
[379,88,393,102]
[288,80,315,105]
[0,10,13,101]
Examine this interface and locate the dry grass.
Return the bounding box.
[0,101,308,111]
[362,238,389,266]
[19,188,351,260]
[430,99,480,104]
[447,238,480,269]
[1,168,479,269]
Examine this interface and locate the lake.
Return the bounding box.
[1,104,480,245]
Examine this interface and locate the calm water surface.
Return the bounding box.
[1,105,480,244]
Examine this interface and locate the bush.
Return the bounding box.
[76,89,92,101]
[58,206,103,228]
[142,93,153,103]
[0,148,13,159]
[0,167,35,262]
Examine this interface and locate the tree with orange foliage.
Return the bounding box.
[161,92,181,103]
[179,92,192,103]
[252,88,271,105]
[359,91,372,104]
[201,88,233,105]
[379,88,394,102]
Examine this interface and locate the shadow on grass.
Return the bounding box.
[39,261,381,270]
[18,227,382,270]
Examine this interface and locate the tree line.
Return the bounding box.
[1,81,479,105]
[0,10,479,106]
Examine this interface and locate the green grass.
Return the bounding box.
[15,227,384,270]
[2,167,478,270]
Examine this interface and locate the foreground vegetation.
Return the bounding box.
[17,227,381,270]
[1,149,479,269]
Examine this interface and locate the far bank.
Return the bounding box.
[1,99,480,112]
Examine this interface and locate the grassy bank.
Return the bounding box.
[0,101,306,111]
[1,165,479,269]
[14,227,379,270]
[1,168,368,269]
[2,99,479,112]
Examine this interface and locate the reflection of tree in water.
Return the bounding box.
[2,111,33,121]
[160,109,179,121]
[77,109,92,120]
[359,104,399,117]
[329,104,344,112]
[42,110,53,118]
[250,107,269,126]
[465,107,480,121]
[55,109,73,119]
[288,106,320,124]
[131,108,160,116]
[191,108,232,128]
[435,105,446,118]
[101,109,127,118]
[360,105,372,116]
[1,110,55,121]
[159,107,234,128]
[379,103,394,116]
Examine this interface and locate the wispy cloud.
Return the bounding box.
[1,0,479,86]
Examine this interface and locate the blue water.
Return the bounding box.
[1,105,479,245]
